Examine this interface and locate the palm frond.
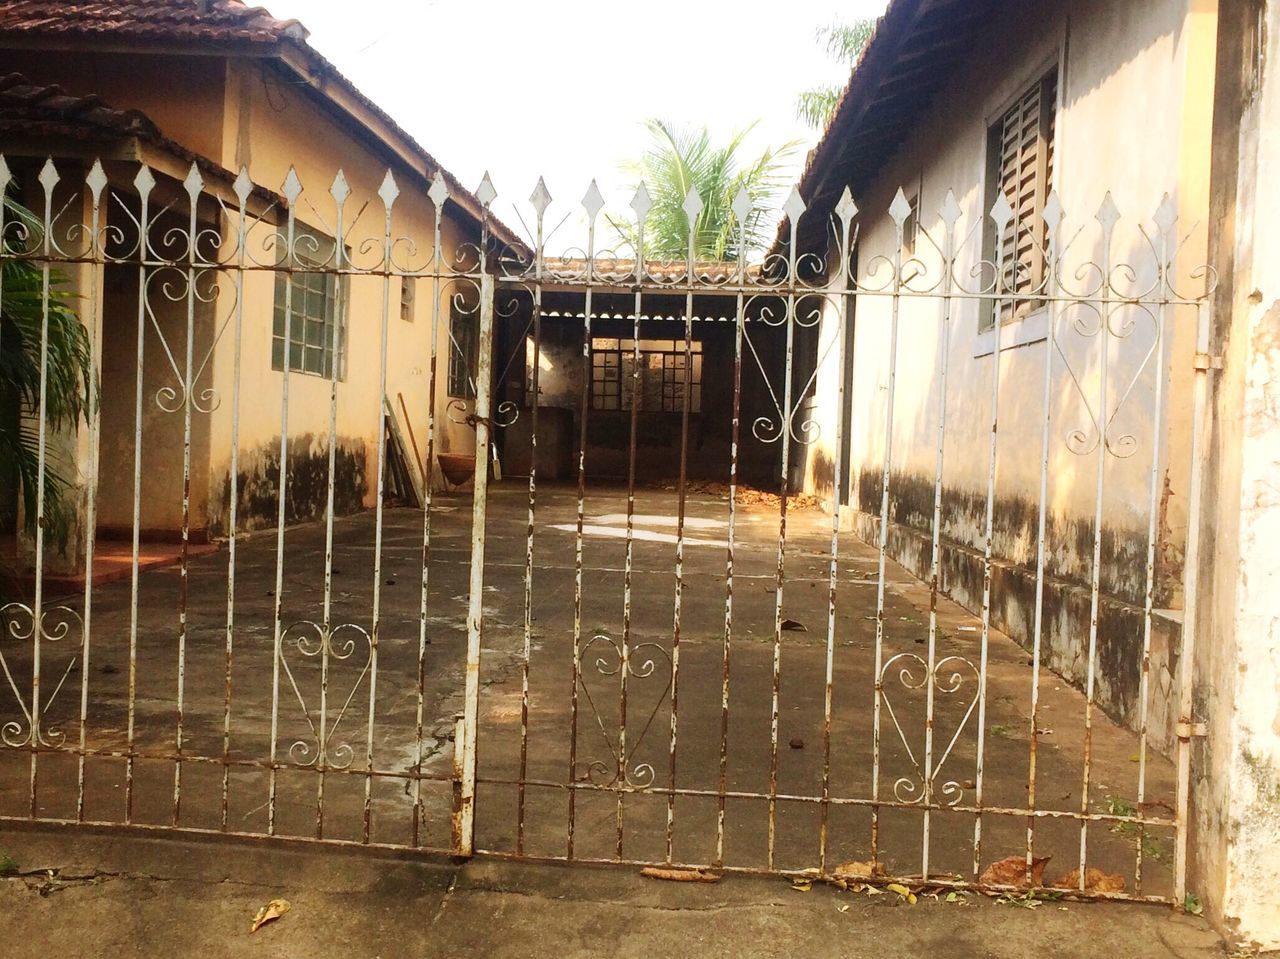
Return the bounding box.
[795,18,875,130]
[0,194,93,553]
[616,118,801,261]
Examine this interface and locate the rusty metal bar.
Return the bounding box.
[75,163,106,823]
[124,165,156,825]
[456,269,495,855]
[267,169,302,836]
[1077,196,1120,889]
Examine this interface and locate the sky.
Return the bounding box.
[258,0,888,249]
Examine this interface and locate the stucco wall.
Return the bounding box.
[5,49,490,544]
[797,0,1217,744]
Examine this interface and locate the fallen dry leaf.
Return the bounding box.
[886,882,917,904]
[833,860,886,880]
[639,867,720,883]
[1052,868,1126,893]
[250,898,290,934]
[978,855,1051,888]
[790,878,813,892]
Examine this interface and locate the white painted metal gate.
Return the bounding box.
[0,156,1212,905]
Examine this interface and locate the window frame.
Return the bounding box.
[400,275,416,323]
[975,50,1063,357]
[271,229,348,380]
[587,336,703,414]
[447,300,479,399]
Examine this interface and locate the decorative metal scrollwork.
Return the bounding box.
[878,652,981,806]
[277,620,372,770]
[0,603,84,749]
[577,634,672,789]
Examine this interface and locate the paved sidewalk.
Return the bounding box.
[0,826,1225,958]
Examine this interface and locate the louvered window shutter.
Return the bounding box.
[995,72,1056,324]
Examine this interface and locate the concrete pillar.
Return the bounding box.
[1193,0,1280,948]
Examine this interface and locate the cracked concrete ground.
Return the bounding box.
[2,485,1180,900]
[0,826,1224,958]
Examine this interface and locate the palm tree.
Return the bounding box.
[795,19,876,130]
[1,195,92,554]
[612,118,800,262]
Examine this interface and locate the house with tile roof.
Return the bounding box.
[0,0,525,562]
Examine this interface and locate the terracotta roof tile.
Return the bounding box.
[0,1,526,252]
[0,0,305,45]
[0,71,275,199]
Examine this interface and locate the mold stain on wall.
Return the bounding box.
[207,433,369,536]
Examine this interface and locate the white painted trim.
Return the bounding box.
[973,307,1049,357]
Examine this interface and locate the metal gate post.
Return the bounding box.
[1172,299,1214,907]
[455,271,495,855]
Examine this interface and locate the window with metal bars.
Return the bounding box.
[588,337,702,413]
[448,302,478,399]
[981,68,1057,332]
[271,231,346,379]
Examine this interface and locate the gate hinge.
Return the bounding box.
[1176,719,1208,740]
[1193,353,1223,371]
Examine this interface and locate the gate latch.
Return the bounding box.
[1175,719,1208,740]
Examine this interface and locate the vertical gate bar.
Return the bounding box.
[1134,204,1173,893]
[921,196,955,881]
[221,171,250,831]
[458,269,495,855]
[767,241,797,873]
[267,173,300,836]
[28,163,56,816]
[1173,298,1210,907]
[77,165,106,822]
[1026,197,1061,870]
[819,199,856,874]
[717,216,749,869]
[869,202,903,867]
[617,237,644,857]
[364,183,397,845]
[173,168,202,826]
[1078,200,1117,889]
[973,201,1012,881]
[316,180,348,839]
[666,262,695,865]
[125,166,154,824]
[516,189,546,855]
[414,176,444,848]
[566,197,599,860]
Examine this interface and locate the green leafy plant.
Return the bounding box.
[1,195,93,553]
[0,853,17,875]
[796,20,876,130]
[611,118,800,261]
[1103,795,1171,862]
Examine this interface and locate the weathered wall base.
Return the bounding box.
[207,434,370,537]
[850,508,1181,757]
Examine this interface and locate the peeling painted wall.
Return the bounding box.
[796,0,1217,751]
[1193,0,1280,944]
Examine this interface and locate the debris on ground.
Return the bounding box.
[1052,868,1126,893]
[781,618,808,631]
[639,866,720,883]
[832,860,886,882]
[657,480,825,511]
[250,898,291,934]
[978,855,1051,888]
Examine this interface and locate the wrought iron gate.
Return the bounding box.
[0,156,1211,905]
